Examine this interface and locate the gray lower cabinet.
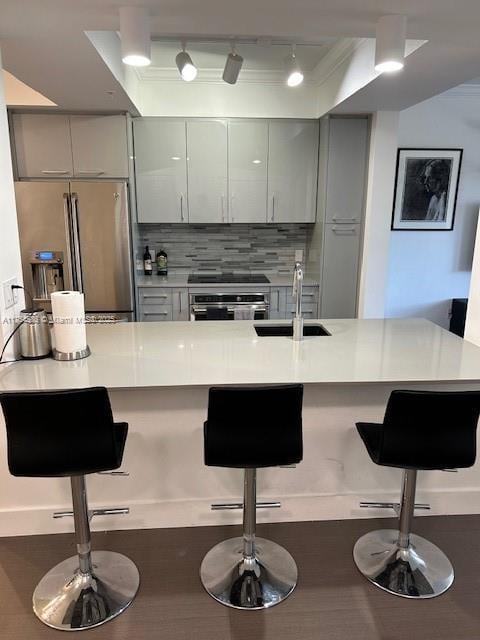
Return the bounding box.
[138,285,319,321]
[138,287,189,321]
[269,287,286,319]
[320,224,361,318]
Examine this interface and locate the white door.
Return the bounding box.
[321,224,361,318]
[70,115,128,178]
[187,120,228,223]
[134,119,188,223]
[228,121,268,223]
[13,114,73,178]
[267,121,319,223]
[325,117,368,224]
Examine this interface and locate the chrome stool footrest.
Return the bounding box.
[360,500,430,516]
[211,501,281,510]
[53,506,130,519]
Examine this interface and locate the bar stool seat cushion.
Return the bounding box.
[204,385,303,468]
[356,389,480,471]
[0,388,128,477]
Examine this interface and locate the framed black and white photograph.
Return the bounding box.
[391,148,463,231]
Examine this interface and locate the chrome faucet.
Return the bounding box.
[292,251,304,341]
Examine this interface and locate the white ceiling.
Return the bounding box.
[1,0,480,113]
[149,41,333,74]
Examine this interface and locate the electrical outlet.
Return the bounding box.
[2,277,17,309]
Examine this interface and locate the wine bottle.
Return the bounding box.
[156,250,168,276]
[143,246,152,276]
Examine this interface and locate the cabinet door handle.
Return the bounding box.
[41,170,70,175]
[230,195,234,223]
[144,311,169,316]
[180,193,185,222]
[332,227,356,235]
[332,216,358,223]
[76,170,105,175]
[271,193,275,222]
[178,291,182,314]
[143,294,168,299]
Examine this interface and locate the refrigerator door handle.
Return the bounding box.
[70,193,84,293]
[63,193,76,292]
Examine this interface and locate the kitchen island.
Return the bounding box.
[1,318,480,536]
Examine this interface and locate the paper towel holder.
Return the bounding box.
[52,345,91,361]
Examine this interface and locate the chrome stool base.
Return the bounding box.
[33,550,140,631]
[353,529,454,599]
[200,536,298,610]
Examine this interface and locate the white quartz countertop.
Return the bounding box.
[2,319,480,392]
[136,273,319,287]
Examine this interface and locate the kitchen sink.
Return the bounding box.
[254,324,331,337]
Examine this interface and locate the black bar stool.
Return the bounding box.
[200,384,303,610]
[0,387,140,630]
[353,389,480,599]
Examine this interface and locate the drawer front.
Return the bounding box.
[139,288,172,305]
[286,286,319,306]
[140,304,172,321]
[286,302,318,318]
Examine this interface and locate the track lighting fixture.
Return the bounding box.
[223,45,244,84]
[119,6,151,67]
[375,15,407,73]
[286,45,304,87]
[176,44,198,81]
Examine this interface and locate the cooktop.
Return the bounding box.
[188,273,270,284]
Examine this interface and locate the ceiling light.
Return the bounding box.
[286,45,304,87]
[119,6,151,67]
[223,45,244,84]
[375,15,407,73]
[252,159,262,164]
[176,46,197,81]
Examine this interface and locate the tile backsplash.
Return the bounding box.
[137,223,313,274]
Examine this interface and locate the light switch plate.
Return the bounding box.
[2,277,17,309]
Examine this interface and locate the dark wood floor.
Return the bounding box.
[1,515,480,639]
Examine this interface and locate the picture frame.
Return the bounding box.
[391,148,463,231]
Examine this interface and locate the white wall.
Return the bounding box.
[357,111,399,318]
[0,49,24,359]
[385,92,479,328]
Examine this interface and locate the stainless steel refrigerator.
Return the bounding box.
[14,181,134,321]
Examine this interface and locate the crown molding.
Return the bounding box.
[437,83,480,98]
[136,66,318,85]
[310,38,366,86]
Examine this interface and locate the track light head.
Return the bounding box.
[176,47,197,81]
[223,47,244,85]
[120,6,151,67]
[375,15,407,73]
[286,45,304,87]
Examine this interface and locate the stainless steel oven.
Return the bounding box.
[190,292,270,321]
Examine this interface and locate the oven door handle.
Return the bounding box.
[191,305,269,313]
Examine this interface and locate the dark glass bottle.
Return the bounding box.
[156,250,168,276]
[143,246,152,276]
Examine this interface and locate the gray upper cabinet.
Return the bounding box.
[131,117,319,224]
[13,114,73,178]
[12,114,128,179]
[325,117,368,224]
[228,120,268,223]
[70,115,128,178]
[267,121,319,223]
[187,120,228,224]
[134,119,188,223]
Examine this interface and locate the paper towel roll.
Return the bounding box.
[51,291,87,354]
